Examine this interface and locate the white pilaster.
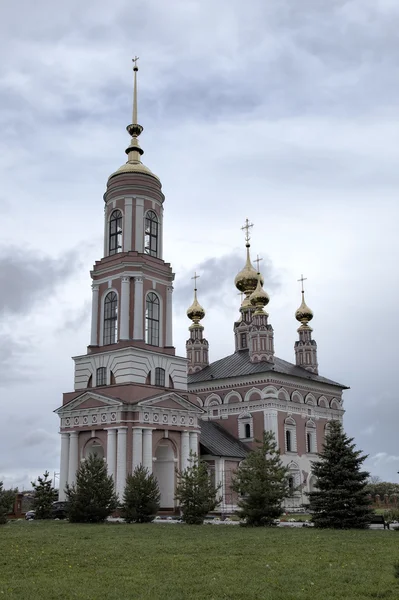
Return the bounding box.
[103,205,108,257]
[90,285,100,346]
[142,428,153,473]
[123,198,133,252]
[120,276,130,340]
[116,427,128,499]
[68,432,79,487]
[133,276,144,340]
[158,208,163,259]
[132,427,143,470]
[107,429,117,485]
[215,458,225,506]
[181,431,190,471]
[59,432,70,501]
[165,286,173,347]
[135,198,144,252]
[189,431,198,457]
[264,409,279,448]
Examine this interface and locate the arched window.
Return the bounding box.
[245,423,251,439]
[96,367,106,386]
[155,367,165,387]
[109,210,122,255]
[286,430,292,452]
[103,292,118,345]
[144,210,158,257]
[307,432,311,453]
[145,292,160,346]
[288,476,294,491]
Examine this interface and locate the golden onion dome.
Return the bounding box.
[295,292,314,325]
[187,289,205,324]
[250,277,270,309]
[235,245,264,293]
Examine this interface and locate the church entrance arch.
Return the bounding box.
[84,438,104,460]
[153,440,176,509]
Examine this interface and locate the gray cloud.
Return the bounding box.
[57,301,91,334]
[0,247,81,317]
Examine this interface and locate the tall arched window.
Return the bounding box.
[286,430,292,452]
[96,367,106,386]
[103,292,118,345]
[155,367,165,387]
[109,210,123,255]
[144,210,158,257]
[145,292,160,346]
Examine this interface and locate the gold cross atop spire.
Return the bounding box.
[255,254,263,273]
[191,271,200,290]
[298,274,307,293]
[241,218,254,244]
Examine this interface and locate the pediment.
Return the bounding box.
[55,392,123,415]
[138,392,203,413]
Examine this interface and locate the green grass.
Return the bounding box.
[0,521,398,599]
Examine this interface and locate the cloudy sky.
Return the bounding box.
[1,0,398,489]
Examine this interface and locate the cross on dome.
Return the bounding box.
[298,274,307,293]
[241,218,254,244]
[191,271,200,290]
[255,254,263,273]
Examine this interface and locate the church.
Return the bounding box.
[55,62,347,512]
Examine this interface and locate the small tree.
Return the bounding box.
[175,453,221,524]
[232,430,289,526]
[66,454,118,523]
[308,420,373,529]
[0,482,16,525]
[122,465,160,523]
[31,471,57,519]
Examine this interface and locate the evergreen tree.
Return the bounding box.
[232,431,289,526]
[308,420,373,529]
[122,465,160,523]
[66,454,118,523]
[31,471,57,519]
[175,453,221,524]
[0,482,16,525]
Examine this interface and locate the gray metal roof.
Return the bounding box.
[200,419,249,458]
[188,349,347,388]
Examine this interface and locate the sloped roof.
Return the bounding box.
[188,349,347,389]
[200,420,249,459]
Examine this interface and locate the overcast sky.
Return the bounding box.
[1,0,398,489]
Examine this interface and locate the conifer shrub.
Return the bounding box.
[31,471,57,519]
[122,465,160,523]
[232,431,289,526]
[308,420,373,529]
[66,454,118,523]
[175,453,221,524]
[0,482,15,525]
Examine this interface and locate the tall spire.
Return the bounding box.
[294,274,318,374]
[132,56,139,125]
[186,273,209,374]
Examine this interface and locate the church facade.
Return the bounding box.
[55,63,347,512]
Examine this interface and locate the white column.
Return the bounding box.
[189,431,198,457]
[264,409,279,448]
[90,285,100,346]
[123,198,133,252]
[215,458,225,507]
[59,433,70,501]
[158,208,163,259]
[103,205,108,257]
[133,276,144,340]
[68,432,79,487]
[116,427,128,499]
[142,428,153,473]
[181,431,190,471]
[135,198,144,252]
[132,427,143,470]
[165,286,173,347]
[120,276,130,340]
[107,429,117,485]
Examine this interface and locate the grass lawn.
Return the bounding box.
[0,521,398,600]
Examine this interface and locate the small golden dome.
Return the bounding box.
[108,157,160,182]
[235,245,264,293]
[295,292,313,324]
[187,289,205,324]
[250,277,270,311]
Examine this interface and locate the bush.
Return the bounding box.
[66,454,118,523]
[384,508,399,524]
[31,471,57,519]
[175,453,221,525]
[0,482,15,525]
[122,466,160,523]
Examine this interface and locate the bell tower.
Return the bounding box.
[294,275,318,374]
[186,273,209,374]
[73,59,188,391]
